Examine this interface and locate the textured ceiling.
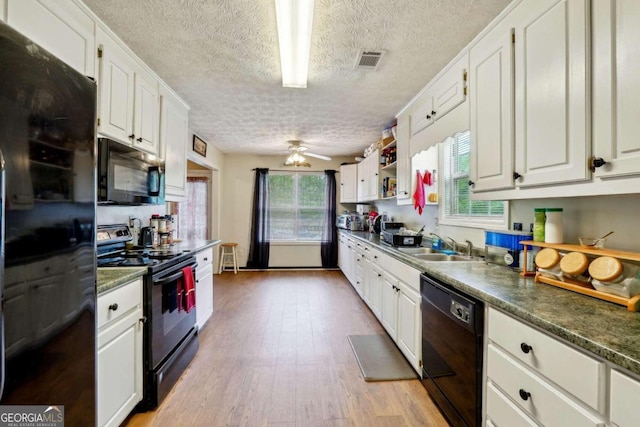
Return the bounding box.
[83,0,511,158]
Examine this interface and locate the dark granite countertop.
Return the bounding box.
[96,241,220,295]
[173,239,221,254]
[97,267,147,295]
[340,230,640,376]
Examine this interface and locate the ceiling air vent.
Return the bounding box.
[354,49,385,70]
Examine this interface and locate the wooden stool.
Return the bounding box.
[218,243,239,274]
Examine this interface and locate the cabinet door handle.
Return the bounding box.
[136,137,143,142]
[520,342,533,354]
[129,134,135,140]
[204,257,208,261]
[139,316,147,324]
[513,172,522,180]
[426,114,431,119]
[589,156,608,172]
[519,389,531,401]
[431,110,436,116]
[468,180,475,187]
[108,303,118,311]
[378,273,382,277]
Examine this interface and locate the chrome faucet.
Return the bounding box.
[464,240,474,256]
[430,233,456,251]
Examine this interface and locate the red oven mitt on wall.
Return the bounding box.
[423,170,433,186]
[413,170,425,215]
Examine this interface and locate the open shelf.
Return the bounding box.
[520,240,640,312]
[381,161,397,170]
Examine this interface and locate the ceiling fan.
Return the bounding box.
[284,140,331,167]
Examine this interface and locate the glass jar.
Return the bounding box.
[533,208,546,242]
[535,248,563,281]
[544,208,563,244]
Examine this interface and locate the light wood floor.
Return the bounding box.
[125,270,448,427]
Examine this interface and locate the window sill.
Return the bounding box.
[270,241,321,246]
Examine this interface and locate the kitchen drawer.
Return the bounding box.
[97,278,142,329]
[488,308,605,411]
[196,247,213,267]
[486,381,537,427]
[610,369,640,427]
[487,344,605,427]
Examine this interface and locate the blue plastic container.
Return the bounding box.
[485,230,533,251]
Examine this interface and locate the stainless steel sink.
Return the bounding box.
[397,247,438,255]
[413,253,481,262]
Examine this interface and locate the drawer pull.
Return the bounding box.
[520,342,533,354]
[519,389,531,401]
[108,303,118,311]
[139,316,147,324]
[204,257,208,261]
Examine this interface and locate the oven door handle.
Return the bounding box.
[154,262,198,286]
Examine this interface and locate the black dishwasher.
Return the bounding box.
[420,273,484,427]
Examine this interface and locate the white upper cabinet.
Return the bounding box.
[339,163,358,203]
[6,0,95,77]
[592,0,640,179]
[409,54,469,157]
[97,27,160,155]
[410,91,435,138]
[97,27,135,145]
[160,85,190,200]
[356,151,379,202]
[513,0,590,187]
[395,113,411,204]
[469,24,515,192]
[431,55,467,121]
[133,68,160,154]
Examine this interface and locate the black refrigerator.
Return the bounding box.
[0,22,96,425]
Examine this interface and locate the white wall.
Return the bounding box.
[187,130,224,171]
[221,153,355,268]
[374,194,640,252]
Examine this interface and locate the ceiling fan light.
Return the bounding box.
[291,152,305,162]
[275,0,314,88]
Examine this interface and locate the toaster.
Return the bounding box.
[337,214,365,231]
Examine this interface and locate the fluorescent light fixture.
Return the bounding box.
[275,0,315,88]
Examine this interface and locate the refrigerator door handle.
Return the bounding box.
[0,147,5,400]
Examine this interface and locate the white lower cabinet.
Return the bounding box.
[369,263,383,319]
[486,381,538,427]
[485,307,606,427]
[396,281,421,369]
[610,369,640,427]
[195,247,214,330]
[98,278,144,427]
[338,233,422,374]
[380,273,399,340]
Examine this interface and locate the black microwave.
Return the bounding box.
[98,138,165,205]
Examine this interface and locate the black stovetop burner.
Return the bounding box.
[96,224,192,273]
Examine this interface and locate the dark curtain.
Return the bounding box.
[247,168,270,268]
[321,170,338,268]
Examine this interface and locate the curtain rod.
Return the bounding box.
[251,168,338,173]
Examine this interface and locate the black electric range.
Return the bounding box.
[97,224,199,409]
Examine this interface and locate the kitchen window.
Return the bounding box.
[441,130,507,228]
[269,172,326,242]
[175,176,209,240]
